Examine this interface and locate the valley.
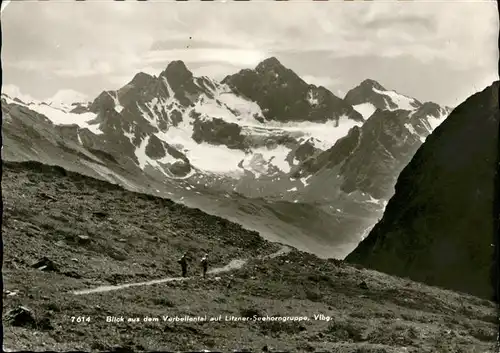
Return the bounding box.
[1,58,451,260]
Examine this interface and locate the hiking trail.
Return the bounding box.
[71,245,291,295]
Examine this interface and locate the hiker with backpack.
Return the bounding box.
[178,252,189,277]
[200,254,209,278]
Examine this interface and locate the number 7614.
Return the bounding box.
[71,316,91,323]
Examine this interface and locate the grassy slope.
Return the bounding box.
[2,161,498,352]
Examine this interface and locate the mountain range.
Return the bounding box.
[1,56,452,259]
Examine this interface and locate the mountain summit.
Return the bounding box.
[345,79,422,118]
[255,56,286,73]
[357,79,387,91]
[223,57,363,123]
[160,60,195,87]
[346,81,499,300]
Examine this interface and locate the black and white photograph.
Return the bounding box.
[1,0,499,351]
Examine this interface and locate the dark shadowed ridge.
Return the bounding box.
[222,56,363,123]
[160,60,194,83]
[346,81,500,300]
[129,72,155,87]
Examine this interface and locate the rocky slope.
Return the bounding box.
[346,81,500,300]
[2,161,497,352]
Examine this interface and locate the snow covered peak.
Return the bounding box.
[3,93,102,134]
[2,85,89,112]
[345,79,422,116]
[46,89,89,110]
[2,84,38,104]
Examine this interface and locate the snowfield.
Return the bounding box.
[426,111,447,131]
[123,78,362,178]
[2,94,103,135]
[372,87,417,111]
[353,102,377,119]
[194,82,362,150]
[134,135,181,171]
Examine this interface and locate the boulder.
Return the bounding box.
[4,306,36,328]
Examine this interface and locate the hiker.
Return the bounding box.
[178,253,189,277]
[200,254,209,278]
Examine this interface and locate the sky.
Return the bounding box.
[1,0,498,107]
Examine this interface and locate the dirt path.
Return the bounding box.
[71,245,291,296]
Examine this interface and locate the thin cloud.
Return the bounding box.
[361,14,436,31]
[191,63,244,80]
[150,39,242,51]
[144,48,269,68]
[301,75,341,88]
